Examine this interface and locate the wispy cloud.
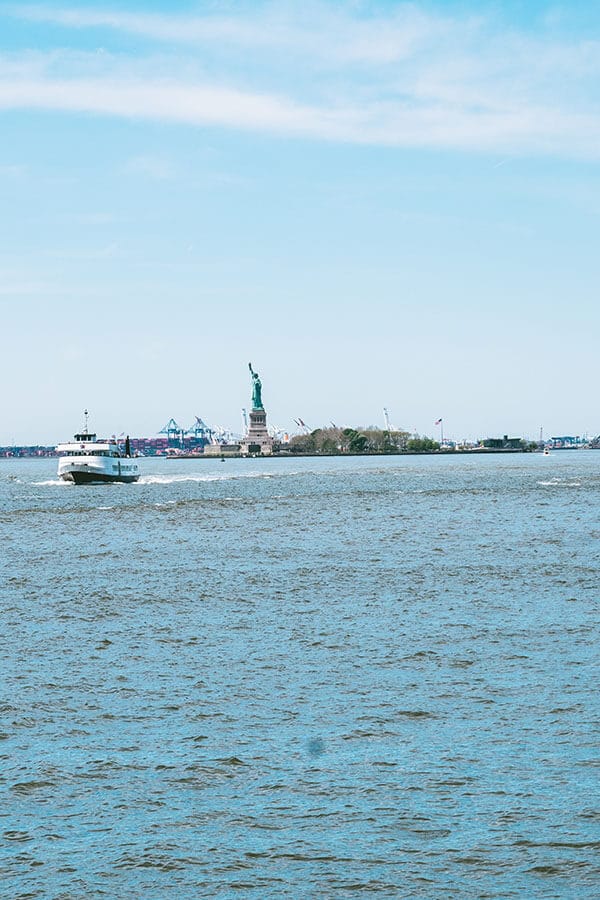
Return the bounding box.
[0,67,347,137]
[1,3,599,158]
[7,3,443,63]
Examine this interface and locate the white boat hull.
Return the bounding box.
[58,456,139,484]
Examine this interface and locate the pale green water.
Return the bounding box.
[1,453,599,898]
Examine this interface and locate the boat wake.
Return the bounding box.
[138,472,275,485]
[31,479,71,487]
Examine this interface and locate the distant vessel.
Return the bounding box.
[543,447,550,456]
[56,411,139,484]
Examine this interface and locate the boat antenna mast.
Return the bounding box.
[83,409,89,435]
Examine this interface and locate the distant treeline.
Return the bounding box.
[285,427,439,455]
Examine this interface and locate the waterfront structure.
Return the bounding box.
[240,363,274,456]
[204,442,241,456]
[482,435,524,450]
[548,435,585,449]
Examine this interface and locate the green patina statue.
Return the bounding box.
[248,362,264,410]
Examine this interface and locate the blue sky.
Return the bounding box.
[1,1,599,443]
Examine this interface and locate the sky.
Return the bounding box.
[1,0,599,444]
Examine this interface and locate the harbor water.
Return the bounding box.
[1,452,599,898]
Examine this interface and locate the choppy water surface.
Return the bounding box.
[1,452,599,898]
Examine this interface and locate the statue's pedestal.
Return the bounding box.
[241,407,274,455]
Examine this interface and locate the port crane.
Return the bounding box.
[268,424,286,441]
[293,417,310,435]
[159,417,185,447]
[212,425,236,445]
[188,416,213,443]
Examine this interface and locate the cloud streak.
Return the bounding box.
[6,3,451,63]
[1,3,600,158]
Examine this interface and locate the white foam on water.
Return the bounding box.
[538,478,582,487]
[138,472,276,485]
[31,479,70,487]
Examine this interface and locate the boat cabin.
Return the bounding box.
[57,433,122,458]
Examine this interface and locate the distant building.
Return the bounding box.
[482,435,524,450]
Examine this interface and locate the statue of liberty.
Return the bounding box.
[248,362,264,410]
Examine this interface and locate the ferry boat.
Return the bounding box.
[56,412,140,484]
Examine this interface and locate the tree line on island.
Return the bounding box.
[285,427,439,455]
[283,426,538,455]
